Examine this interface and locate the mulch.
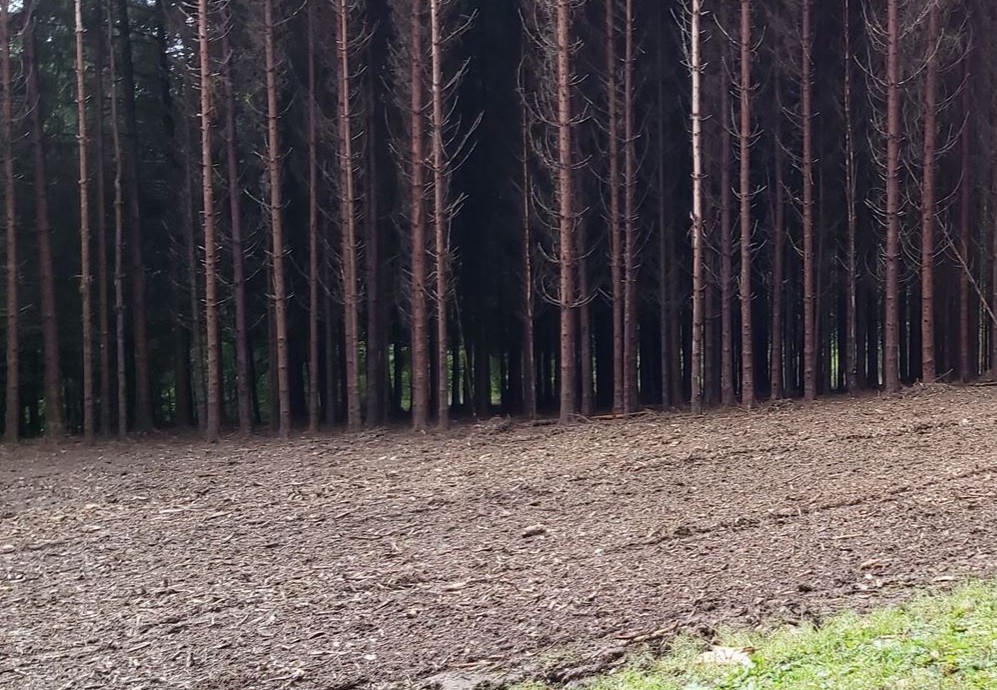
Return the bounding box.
[3,384,997,689]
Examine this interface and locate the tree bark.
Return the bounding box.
[883,0,901,393]
[919,3,938,383]
[115,0,152,430]
[606,0,623,415]
[74,0,94,443]
[719,56,735,407]
[335,0,362,429]
[771,82,785,400]
[959,61,972,382]
[409,0,429,431]
[106,0,127,436]
[221,8,252,433]
[307,1,320,432]
[430,0,449,427]
[556,0,577,423]
[25,2,65,437]
[198,0,221,441]
[843,0,859,393]
[520,101,537,419]
[738,0,754,407]
[622,0,638,412]
[690,0,705,415]
[94,0,112,433]
[802,0,817,400]
[264,0,291,437]
[1,0,17,442]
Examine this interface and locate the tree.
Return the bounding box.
[263,0,291,438]
[220,4,252,434]
[738,0,755,407]
[1,0,17,442]
[307,0,320,432]
[74,0,95,443]
[801,0,816,400]
[334,0,363,429]
[883,0,901,394]
[689,0,705,415]
[25,0,65,437]
[919,2,939,384]
[115,0,152,430]
[197,0,221,441]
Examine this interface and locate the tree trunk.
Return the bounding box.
[221,8,252,433]
[115,0,152,430]
[606,0,623,415]
[336,0,362,429]
[520,102,537,419]
[622,0,638,412]
[74,0,94,443]
[25,2,65,437]
[556,0,577,423]
[307,1,320,432]
[94,0,112,433]
[264,0,291,437]
[197,0,221,441]
[1,0,17,442]
[365,81,385,426]
[843,0,858,393]
[802,0,817,400]
[720,54,735,407]
[771,82,785,400]
[690,0,705,415]
[430,0,449,428]
[883,0,901,393]
[919,3,938,383]
[106,0,127,436]
[959,63,972,382]
[409,0,429,431]
[738,0,754,408]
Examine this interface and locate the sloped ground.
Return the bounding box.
[3,386,997,689]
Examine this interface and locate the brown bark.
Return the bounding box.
[365,84,385,425]
[264,0,291,437]
[578,214,593,417]
[556,0,577,423]
[622,0,638,412]
[307,1,320,432]
[771,81,785,400]
[336,0,362,429]
[719,57,735,407]
[1,0,17,442]
[430,0,449,427]
[884,0,901,393]
[107,0,127,436]
[94,1,112,433]
[520,101,537,419]
[409,0,429,431]
[690,0,705,415]
[802,0,817,400]
[606,0,623,415]
[115,0,152,430]
[25,2,65,437]
[843,0,858,393]
[738,0,754,407]
[221,8,252,433]
[198,0,221,441]
[919,4,938,383]
[74,0,94,443]
[959,64,972,382]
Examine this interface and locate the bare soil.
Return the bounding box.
[4,385,997,689]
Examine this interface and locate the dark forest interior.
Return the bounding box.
[1,0,991,440]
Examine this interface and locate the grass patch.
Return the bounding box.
[545,582,997,690]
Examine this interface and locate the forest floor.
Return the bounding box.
[3,385,997,689]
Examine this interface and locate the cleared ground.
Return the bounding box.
[3,386,997,689]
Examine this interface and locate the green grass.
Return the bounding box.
[539,582,997,690]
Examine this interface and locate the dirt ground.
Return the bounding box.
[4,386,997,689]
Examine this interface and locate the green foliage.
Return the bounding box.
[538,583,997,690]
